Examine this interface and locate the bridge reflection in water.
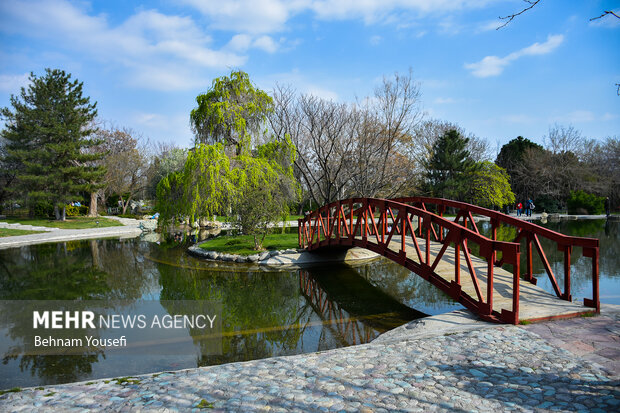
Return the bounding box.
[299,267,426,346]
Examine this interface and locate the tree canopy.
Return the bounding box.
[157,138,299,249]
[424,129,476,200]
[190,70,273,154]
[0,68,104,220]
[466,161,515,209]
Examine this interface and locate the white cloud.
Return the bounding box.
[0,0,246,91]
[180,0,299,34]
[370,35,382,45]
[0,73,30,94]
[182,0,496,34]
[464,34,564,77]
[226,34,280,53]
[253,35,279,53]
[477,19,501,32]
[227,34,253,51]
[550,110,601,123]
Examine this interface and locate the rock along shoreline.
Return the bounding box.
[187,244,380,268]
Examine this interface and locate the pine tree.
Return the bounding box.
[1,68,105,220]
[425,129,475,200]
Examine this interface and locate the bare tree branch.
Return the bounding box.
[590,10,620,21]
[497,0,540,30]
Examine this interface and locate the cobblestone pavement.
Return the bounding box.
[521,308,620,379]
[1,308,619,412]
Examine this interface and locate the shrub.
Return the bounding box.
[534,194,562,213]
[567,190,605,215]
[65,204,88,216]
[33,201,54,218]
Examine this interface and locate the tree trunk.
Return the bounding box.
[54,205,66,221]
[121,196,132,214]
[88,191,98,217]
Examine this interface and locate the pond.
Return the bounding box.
[0,218,618,388]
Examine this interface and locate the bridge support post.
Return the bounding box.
[562,245,572,301]
[486,253,494,315]
[583,247,600,313]
[526,236,535,284]
[454,240,461,284]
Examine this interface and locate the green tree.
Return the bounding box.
[466,161,515,209]
[190,70,273,155]
[0,69,104,220]
[156,139,299,250]
[145,144,187,199]
[232,137,299,249]
[424,129,475,200]
[495,136,543,201]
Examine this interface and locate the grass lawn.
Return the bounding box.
[199,232,300,255]
[213,215,303,223]
[0,228,47,237]
[0,216,123,229]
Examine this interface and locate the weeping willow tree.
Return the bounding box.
[156,137,299,250]
[190,70,273,155]
[231,136,299,249]
[158,71,299,249]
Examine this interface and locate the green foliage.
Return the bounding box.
[159,72,298,247]
[0,69,105,220]
[156,139,299,249]
[425,129,476,200]
[33,201,54,218]
[184,143,231,223]
[146,147,187,199]
[65,204,88,216]
[534,194,562,213]
[199,233,299,255]
[495,136,543,171]
[156,171,185,228]
[567,190,605,215]
[0,228,46,237]
[467,161,515,208]
[0,216,122,229]
[190,70,273,153]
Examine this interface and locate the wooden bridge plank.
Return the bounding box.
[361,234,591,322]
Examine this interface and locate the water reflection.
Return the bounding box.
[0,238,428,388]
[3,220,614,388]
[478,219,619,304]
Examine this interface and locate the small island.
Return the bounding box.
[188,232,379,267]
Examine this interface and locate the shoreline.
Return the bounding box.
[1,305,618,411]
[0,216,148,249]
[187,244,380,268]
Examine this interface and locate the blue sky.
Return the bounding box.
[1,0,618,152]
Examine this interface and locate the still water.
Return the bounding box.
[0,219,617,388]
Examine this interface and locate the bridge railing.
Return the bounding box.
[393,197,600,312]
[298,198,522,324]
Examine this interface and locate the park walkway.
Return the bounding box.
[0,216,146,249]
[1,305,618,412]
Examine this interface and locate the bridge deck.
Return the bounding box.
[382,235,592,322]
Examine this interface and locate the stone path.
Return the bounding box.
[2,306,618,412]
[0,216,145,249]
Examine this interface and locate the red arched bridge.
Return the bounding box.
[298,197,600,325]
